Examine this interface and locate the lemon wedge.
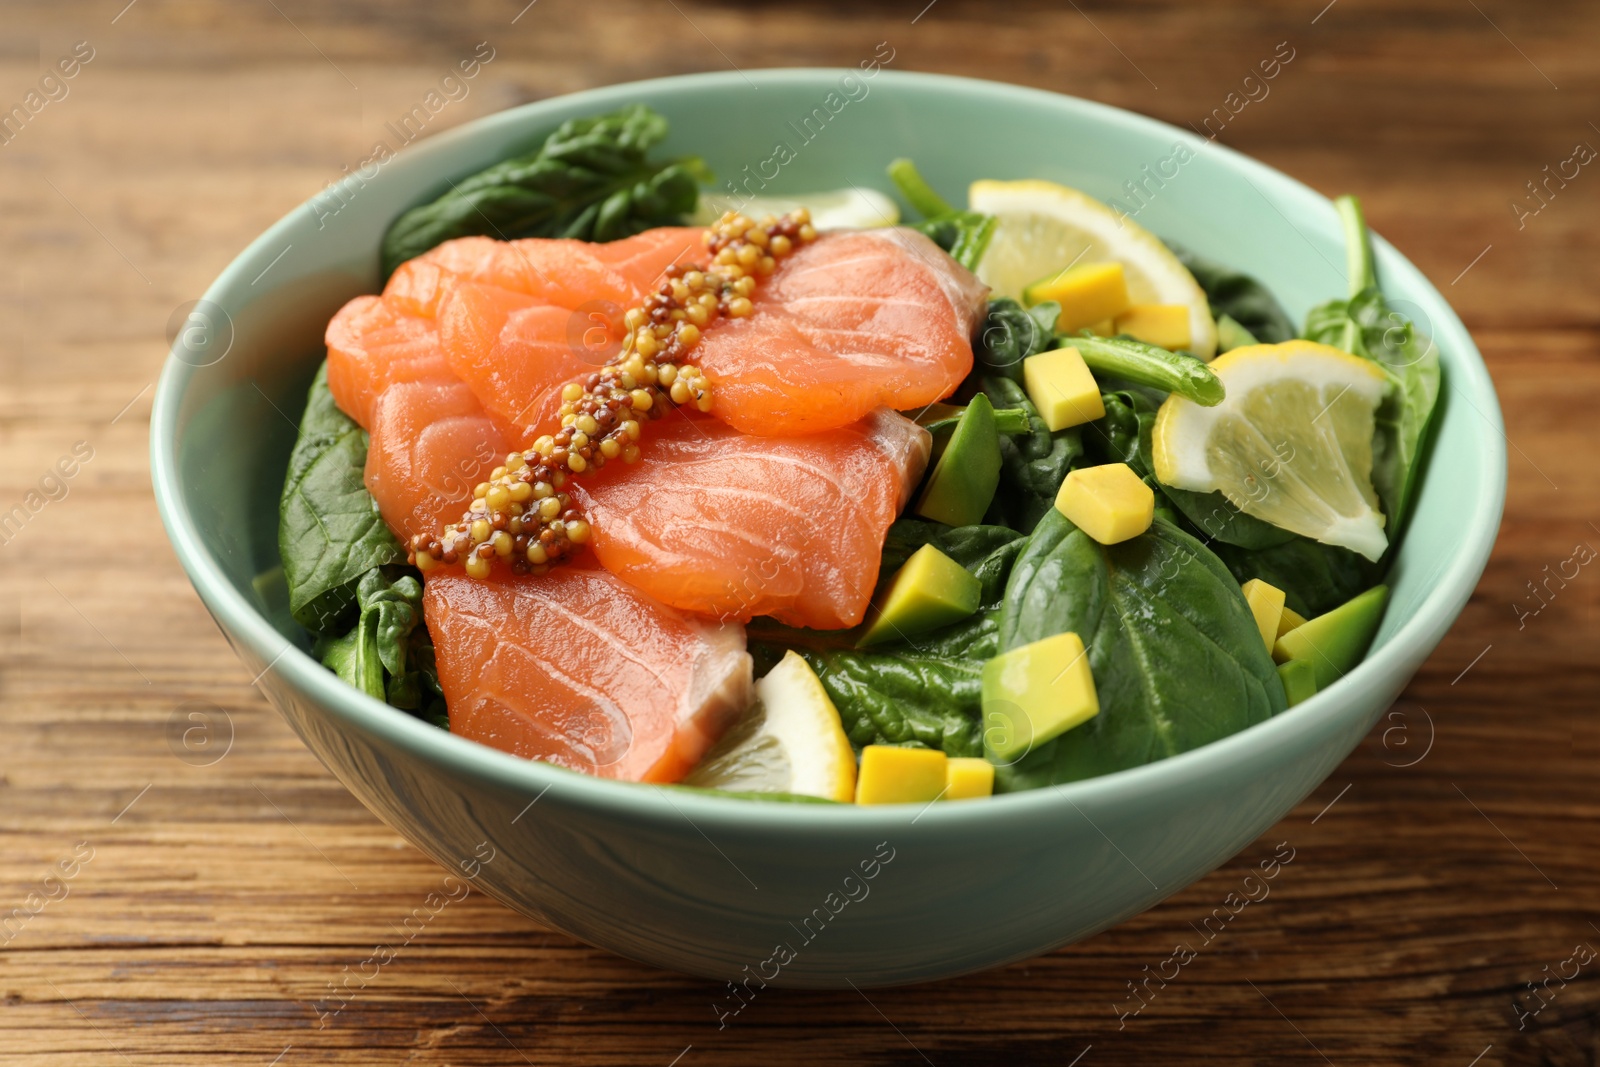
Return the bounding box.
[969,178,1217,360]
[683,651,857,801]
[693,187,899,230]
[1152,341,1392,561]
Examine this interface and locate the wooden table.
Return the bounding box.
[2,0,1595,1062]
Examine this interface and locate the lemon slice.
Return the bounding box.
[1152,341,1392,561]
[969,178,1217,359]
[683,651,857,801]
[693,187,898,230]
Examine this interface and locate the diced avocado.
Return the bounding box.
[858,544,982,648]
[1024,262,1131,332]
[914,392,1002,527]
[1273,585,1390,689]
[982,630,1099,763]
[1023,346,1105,431]
[1054,463,1154,545]
[945,757,994,800]
[855,745,948,805]
[1277,659,1318,707]
[1275,604,1308,640]
[1216,313,1259,353]
[1240,578,1287,652]
[1113,303,1193,351]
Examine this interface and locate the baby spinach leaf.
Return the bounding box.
[279,363,406,633]
[974,298,1061,381]
[1300,195,1441,535]
[1166,241,1296,344]
[1211,537,1381,619]
[752,524,1026,757]
[801,646,987,756]
[381,105,707,276]
[312,566,429,706]
[981,376,1083,533]
[995,512,1285,789]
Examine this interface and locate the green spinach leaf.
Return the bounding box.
[279,363,406,633]
[974,297,1061,381]
[1211,537,1381,619]
[381,104,707,276]
[1300,197,1441,534]
[1166,241,1296,344]
[754,524,1026,757]
[980,376,1083,533]
[995,511,1285,789]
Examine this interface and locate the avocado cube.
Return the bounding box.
[855,745,948,805]
[1054,463,1154,545]
[1024,261,1131,332]
[1240,578,1287,652]
[982,630,1099,763]
[1023,346,1105,431]
[914,392,1002,526]
[1275,604,1308,641]
[1113,303,1193,352]
[1277,659,1317,707]
[1273,585,1390,690]
[945,757,995,800]
[858,544,982,648]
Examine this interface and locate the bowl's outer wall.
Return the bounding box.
[153,70,1504,987]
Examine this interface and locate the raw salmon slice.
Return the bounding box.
[571,407,931,630]
[425,568,753,782]
[589,226,706,291]
[365,379,509,545]
[325,295,453,429]
[695,228,989,436]
[437,283,608,446]
[388,228,707,318]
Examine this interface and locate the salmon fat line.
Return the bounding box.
[409,208,821,580]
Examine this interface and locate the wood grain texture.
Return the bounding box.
[1,0,1596,1063]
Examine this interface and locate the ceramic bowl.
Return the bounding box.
[150,69,1504,988]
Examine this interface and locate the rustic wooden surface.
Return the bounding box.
[1,0,1596,1063]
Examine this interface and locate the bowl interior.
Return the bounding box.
[152,69,1504,823]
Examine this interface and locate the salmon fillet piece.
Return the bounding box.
[325,295,453,429]
[436,283,608,446]
[425,568,753,782]
[695,228,989,436]
[571,407,931,630]
[364,379,509,545]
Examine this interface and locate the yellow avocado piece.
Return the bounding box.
[1024,261,1132,333]
[1023,346,1105,432]
[945,757,995,800]
[855,745,948,805]
[1276,605,1308,640]
[1114,303,1194,351]
[1240,578,1287,652]
[1277,658,1317,707]
[1054,463,1154,545]
[858,544,982,648]
[982,631,1099,763]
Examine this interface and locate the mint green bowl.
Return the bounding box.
[151,70,1503,988]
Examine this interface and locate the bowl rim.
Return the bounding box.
[150,67,1506,831]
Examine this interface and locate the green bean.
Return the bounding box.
[1066,334,1225,406]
